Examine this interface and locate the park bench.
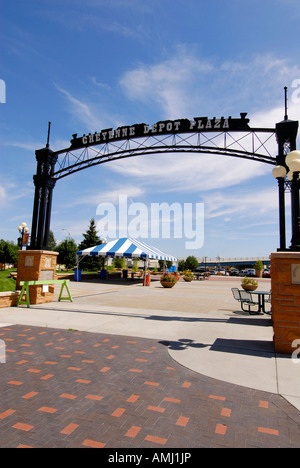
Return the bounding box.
[231,288,260,315]
[16,279,73,308]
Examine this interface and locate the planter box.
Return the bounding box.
[241,284,257,291]
[160,281,176,288]
[0,291,19,308]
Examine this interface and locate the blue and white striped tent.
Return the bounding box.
[77,237,177,262]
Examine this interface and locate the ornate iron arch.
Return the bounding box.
[53,117,277,179]
[28,113,298,251]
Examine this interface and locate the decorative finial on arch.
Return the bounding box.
[284,86,288,121]
[46,121,51,148]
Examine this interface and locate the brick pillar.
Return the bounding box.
[16,250,58,305]
[270,252,300,354]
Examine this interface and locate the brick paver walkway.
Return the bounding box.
[0,325,299,448]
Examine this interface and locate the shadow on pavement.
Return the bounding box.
[159,336,275,357]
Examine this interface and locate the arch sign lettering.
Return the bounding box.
[71,113,250,149]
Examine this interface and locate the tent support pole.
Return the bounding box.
[143,257,148,286]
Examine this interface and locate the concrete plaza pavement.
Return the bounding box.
[0,275,299,412]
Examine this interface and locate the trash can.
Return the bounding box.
[143,274,151,286]
[100,269,108,279]
[123,269,128,279]
[74,269,81,281]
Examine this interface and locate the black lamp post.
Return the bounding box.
[17,222,29,250]
[286,151,300,251]
[272,165,287,251]
[273,150,300,251]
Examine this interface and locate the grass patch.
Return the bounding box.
[0,269,17,292]
[0,268,100,293]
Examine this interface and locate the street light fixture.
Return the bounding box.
[272,165,287,179]
[273,150,300,251]
[286,151,300,176]
[17,222,29,250]
[272,165,287,251]
[286,151,300,251]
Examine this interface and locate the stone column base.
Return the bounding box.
[16,250,59,305]
[270,251,300,354]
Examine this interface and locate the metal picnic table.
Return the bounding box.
[246,290,271,314]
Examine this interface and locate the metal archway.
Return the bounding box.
[28,112,298,251]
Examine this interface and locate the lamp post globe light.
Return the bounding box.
[287,151,300,251]
[273,151,300,251]
[272,165,287,179]
[17,222,29,250]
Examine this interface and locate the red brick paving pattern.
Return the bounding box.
[0,325,299,448]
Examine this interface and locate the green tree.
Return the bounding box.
[77,218,104,270]
[254,260,264,278]
[158,260,173,271]
[132,259,138,272]
[178,260,186,272]
[113,257,126,269]
[185,255,198,271]
[254,260,263,271]
[56,238,77,270]
[48,230,56,251]
[0,239,19,266]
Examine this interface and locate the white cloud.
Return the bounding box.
[120,47,213,118]
[52,50,299,207]
[114,50,300,192]
[0,186,8,207]
[109,148,270,195]
[4,141,44,151]
[55,84,104,131]
[91,77,111,90]
[0,179,33,210]
[63,184,144,207]
[4,137,71,153]
[202,186,286,225]
[120,50,300,120]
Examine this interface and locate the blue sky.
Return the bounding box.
[1,0,300,259]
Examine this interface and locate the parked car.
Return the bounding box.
[230,269,239,276]
[196,267,210,273]
[263,270,271,278]
[243,269,256,277]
